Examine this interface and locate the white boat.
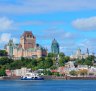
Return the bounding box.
[21,72,44,80]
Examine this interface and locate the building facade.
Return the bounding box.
[70,48,89,59]
[5,31,47,59]
[51,39,59,54]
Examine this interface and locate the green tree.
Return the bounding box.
[0,57,13,65]
[59,52,65,58]
[27,59,37,68]
[83,59,93,66]
[82,56,94,66]
[50,66,57,70]
[59,57,65,66]
[75,58,83,65]
[44,70,52,75]
[0,50,7,56]
[48,53,57,64]
[37,57,45,62]
[48,53,54,57]
[0,67,6,76]
[10,60,23,69]
[53,72,60,76]
[64,56,70,62]
[21,57,26,61]
[37,57,53,69]
[87,55,95,61]
[69,70,78,76]
[31,59,37,67]
[44,57,53,68]
[37,60,44,69]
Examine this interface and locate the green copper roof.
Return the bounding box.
[51,39,59,54]
[27,48,35,51]
[52,39,58,44]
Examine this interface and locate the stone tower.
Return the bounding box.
[76,48,81,56]
[20,31,36,49]
[6,40,14,57]
[51,39,59,54]
[86,48,89,55]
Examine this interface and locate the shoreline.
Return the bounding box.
[1,76,96,80]
[44,76,96,80]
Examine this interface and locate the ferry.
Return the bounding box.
[21,72,44,80]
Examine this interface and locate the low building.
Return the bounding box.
[77,65,88,70]
[88,66,96,75]
[6,70,12,76]
[6,67,31,77]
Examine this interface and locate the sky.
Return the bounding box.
[0,0,96,55]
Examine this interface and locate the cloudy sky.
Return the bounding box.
[0,0,96,55]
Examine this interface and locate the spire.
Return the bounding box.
[52,38,57,44]
[76,48,81,55]
[9,39,13,43]
[8,39,14,46]
[77,48,81,52]
[87,48,89,55]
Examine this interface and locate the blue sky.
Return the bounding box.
[0,0,96,55]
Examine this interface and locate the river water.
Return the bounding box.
[0,80,96,91]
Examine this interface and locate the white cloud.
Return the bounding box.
[0,0,96,14]
[0,17,13,31]
[64,32,73,38]
[0,33,18,49]
[13,38,18,43]
[16,20,65,26]
[0,33,11,43]
[59,38,96,55]
[72,16,96,31]
[38,28,77,40]
[78,39,96,54]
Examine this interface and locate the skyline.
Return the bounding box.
[0,0,96,55]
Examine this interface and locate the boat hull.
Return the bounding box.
[21,77,44,80]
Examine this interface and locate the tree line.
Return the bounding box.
[0,50,95,76]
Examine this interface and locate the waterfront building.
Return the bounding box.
[70,48,89,59]
[65,61,75,69]
[6,67,31,77]
[51,39,59,54]
[5,70,12,76]
[5,31,47,59]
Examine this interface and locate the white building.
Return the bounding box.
[64,61,77,75]
[70,48,89,59]
[11,67,31,76]
[77,65,88,70]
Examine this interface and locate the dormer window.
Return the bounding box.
[26,35,29,38]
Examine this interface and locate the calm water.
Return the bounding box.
[0,80,96,91]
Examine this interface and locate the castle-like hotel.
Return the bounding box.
[5,31,47,59]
